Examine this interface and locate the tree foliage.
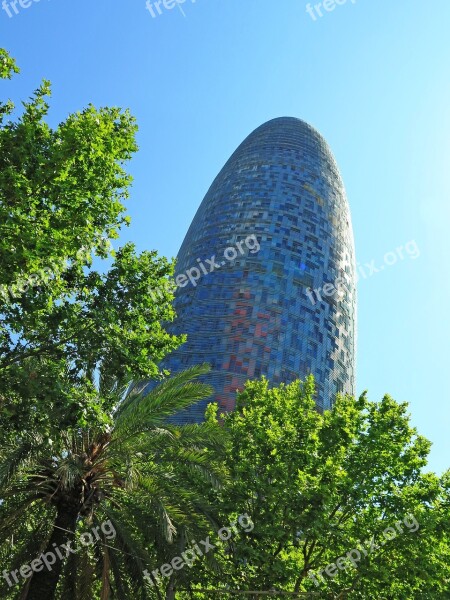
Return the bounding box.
[0,365,227,600]
[0,49,183,435]
[186,377,450,599]
[1,49,448,599]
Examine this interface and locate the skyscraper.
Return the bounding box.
[160,117,356,423]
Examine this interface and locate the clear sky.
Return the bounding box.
[1,0,449,474]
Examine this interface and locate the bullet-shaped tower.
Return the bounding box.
[161,117,356,423]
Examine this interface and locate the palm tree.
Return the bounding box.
[0,364,227,599]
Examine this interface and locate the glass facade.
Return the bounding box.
[157,117,356,423]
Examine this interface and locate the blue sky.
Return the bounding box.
[1,0,449,474]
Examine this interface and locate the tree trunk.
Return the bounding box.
[24,502,79,600]
[165,575,176,600]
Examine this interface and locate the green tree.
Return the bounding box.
[0,50,229,600]
[191,377,449,599]
[0,364,227,600]
[0,49,182,434]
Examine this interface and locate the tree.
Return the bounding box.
[188,377,450,598]
[0,364,227,600]
[0,50,229,600]
[0,49,183,435]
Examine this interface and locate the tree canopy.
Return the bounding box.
[185,377,450,599]
[0,365,227,600]
[0,49,448,600]
[0,49,183,436]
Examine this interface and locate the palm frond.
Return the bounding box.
[114,364,212,431]
[0,439,39,489]
[166,421,229,452]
